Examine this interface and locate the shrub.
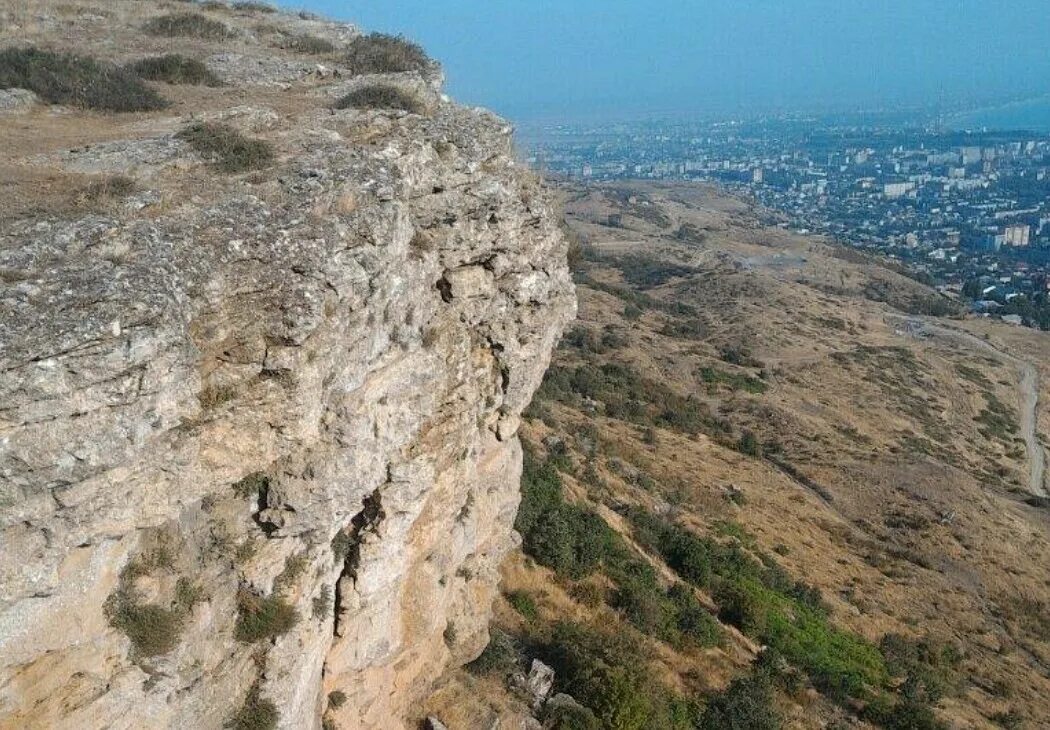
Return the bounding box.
[106,601,187,657]
[144,13,232,40]
[516,448,615,580]
[227,684,278,730]
[506,590,538,621]
[697,672,780,730]
[667,583,721,647]
[543,622,654,730]
[544,703,601,730]
[465,627,522,677]
[327,690,347,709]
[630,508,887,703]
[177,122,275,173]
[233,1,276,12]
[79,175,135,204]
[233,473,270,500]
[283,34,337,55]
[879,634,961,704]
[235,590,298,642]
[736,430,761,457]
[105,554,200,659]
[862,695,946,730]
[0,47,168,112]
[334,83,424,113]
[126,54,221,86]
[343,32,428,75]
[312,586,332,619]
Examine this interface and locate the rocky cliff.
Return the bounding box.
[0,2,574,728]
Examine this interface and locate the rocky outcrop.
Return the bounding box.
[0,2,574,728]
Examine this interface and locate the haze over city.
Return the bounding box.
[310,0,1050,123]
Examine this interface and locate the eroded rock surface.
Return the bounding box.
[0,2,574,728]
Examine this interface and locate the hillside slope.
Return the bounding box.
[0,2,573,728]
[428,182,1050,730]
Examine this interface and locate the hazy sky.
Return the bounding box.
[306,1,1050,122]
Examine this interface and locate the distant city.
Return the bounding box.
[523,115,1050,329]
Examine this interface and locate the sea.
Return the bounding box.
[946,96,1050,133]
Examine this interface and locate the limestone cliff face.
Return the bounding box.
[0,3,575,728]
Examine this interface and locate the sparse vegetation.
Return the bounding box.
[333,83,425,113]
[177,122,275,173]
[283,34,337,55]
[144,13,232,40]
[226,684,278,730]
[199,382,239,408]
[327,690,347,709]
[312,587,332,619]
[105,559,201,658]
[232,1,276,12]
[0,47,168,112]
[343,32,429,75]
[126,54,221,86]
[235,589,298,643]
[78,175,135,205]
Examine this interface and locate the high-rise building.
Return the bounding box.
[998,225,1031,247]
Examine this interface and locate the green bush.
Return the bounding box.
[541,621,701,730]
[699,366,767,394]
[0,47,168,112]
[144,13,232,40]
[177,122,275,173]
[344,32,429,74]
[235,590,298,642]
[334,83,424,113]
[698,672,780,730]
[126,54,221,86]
[544,703,601,730]
[630,508,887,703]
[543,622,655,730]
[506,590,538,621]
[862,695,946,730]
[667,583,721,647]
[536,362,715,436]
[516,448,615,580]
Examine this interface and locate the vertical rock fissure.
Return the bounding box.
[332,488,386,637]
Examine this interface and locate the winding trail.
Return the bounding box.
[889,315,1048,497]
